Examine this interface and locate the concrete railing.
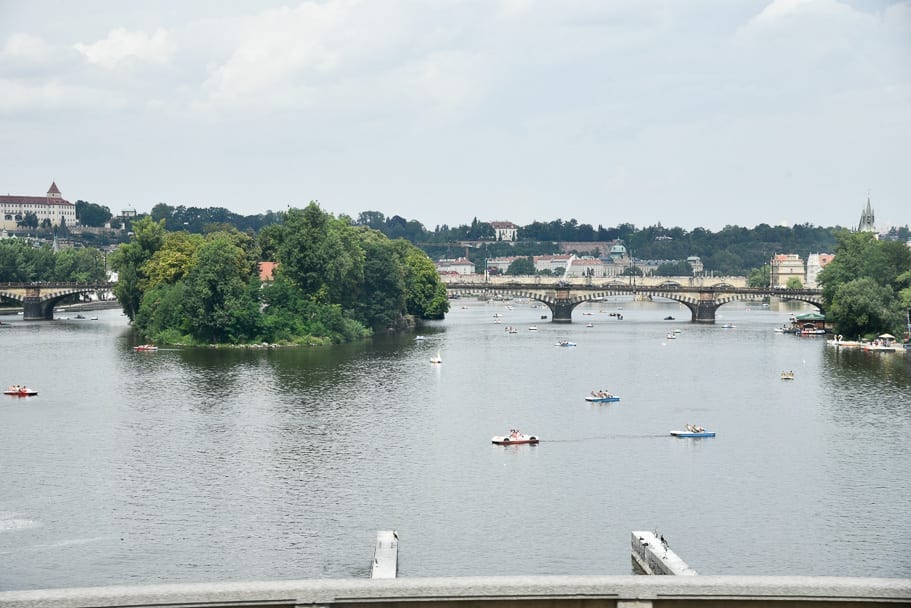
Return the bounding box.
[2,576,909,608]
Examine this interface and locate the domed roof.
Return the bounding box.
[610,244,627,254]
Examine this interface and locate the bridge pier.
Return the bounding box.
[551,300,574,323]
[678,294,719,324]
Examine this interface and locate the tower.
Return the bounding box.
[47,181,62,200]
[857,196,875,232]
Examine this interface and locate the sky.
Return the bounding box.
[0,0,909,232]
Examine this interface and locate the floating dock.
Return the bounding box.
[631,531,697,576]
[371,530,398,579]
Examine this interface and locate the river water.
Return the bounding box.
[1,298,910,590]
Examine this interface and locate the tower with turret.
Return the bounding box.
[857,196,875,232]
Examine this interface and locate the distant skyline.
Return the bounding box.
[1,0,909,232]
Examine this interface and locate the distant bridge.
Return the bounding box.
[0,282,115,320]
[445,278,824,324]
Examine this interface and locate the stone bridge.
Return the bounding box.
[0,282,115,320]
[445,279,824,324]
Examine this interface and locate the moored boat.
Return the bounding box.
[780,370,795,380]
[4,386,38,396]
[556,340,576,347]
[133,344,158,351]
[491,429,539,445]
[430,351,442,364]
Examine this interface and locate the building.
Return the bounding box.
[770,254,805,288]
[1,182,77,231]
[435,257,476,275]
[564,256,606,278]
[489,221,518,242]
[805,253,834,288]
[857,196,876,232]
[533,254,573,275]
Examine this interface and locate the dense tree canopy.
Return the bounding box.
[818,231,911,339]
[112,202,450,345]
[0,239,106,283]
[75,200,113,227]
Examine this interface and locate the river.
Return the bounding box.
[1,298,909,589]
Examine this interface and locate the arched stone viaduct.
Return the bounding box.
[0,282,115,320]
[446,280,824,324]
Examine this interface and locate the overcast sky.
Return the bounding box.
[1,0,908,232]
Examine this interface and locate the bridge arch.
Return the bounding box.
[0,282,114,320]
[445,281,825,324]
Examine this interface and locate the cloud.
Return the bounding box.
[0,78,122,114]
[74,27,175,69]
[2,33,53,61]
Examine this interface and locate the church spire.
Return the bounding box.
[857,195,875,232]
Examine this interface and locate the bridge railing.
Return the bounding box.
[1,575,907,608]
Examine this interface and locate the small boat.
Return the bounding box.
[75,314,85,319]
[415,335,426,341]
[430,351,442,364]
[133,344,158,351]
[585,323,594,328]
[90,316,98,321]
[491,429,539,445]
[670,429,715,438]
[720,323,735,329]
[507,327,518,334]
[556,340,576,347]
[4,386,38,396]
[780,371,795,380]
[673,328,682,334]
[528,326,537,331]
[664,316,675,321]
[585,394,620,403]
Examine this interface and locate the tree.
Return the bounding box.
[75,200,113,227]
[17,212,38,230]
[276,203,364,308]
[786,277,804,289]
[180,235,262,344]
[818,231,911,337]
[748,265,770,288]
[828,278,905,339]
[109,217,166,320]
[654,260,692,276]
[506,257,536,275]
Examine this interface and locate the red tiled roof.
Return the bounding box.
[258,261,277,281]
[0,194,73,206]
[48,181,61,194]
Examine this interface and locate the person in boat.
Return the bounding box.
[694,425,705,433]
[685,423,695,432]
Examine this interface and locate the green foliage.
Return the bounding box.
[506,256,536,275]
[654,260,692,277]
[53,248,106,282]
[828,278,905,340]
[786,277,804,289]
[0,240,105,282]
[180,236,263,344]
[748,265,770,288]
[17,212,38,229]
[818,231,911,337]
[75,200,113,227]
[109,217,166,320]
[121,202,448,346]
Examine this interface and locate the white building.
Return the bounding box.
[489,221,518,242]
[805,253,834,288]
[1,182,77,231]
[435,257,476,275]
[771,254,806,287]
